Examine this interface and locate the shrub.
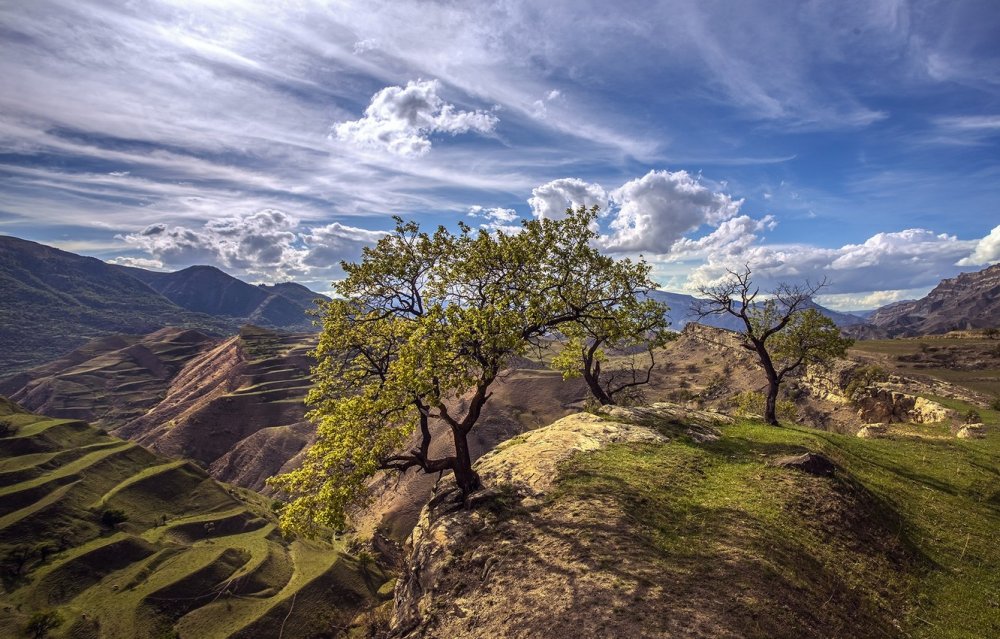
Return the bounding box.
[844,365,889,401]
[0,419,17,437]
[729,391,796,420]
[964,409,981,424]
[100,509,128,527]
[984,327,999,340]
[991,397,1000,412]
[24,610,62,639]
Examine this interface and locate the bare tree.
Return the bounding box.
[695,266,852,425]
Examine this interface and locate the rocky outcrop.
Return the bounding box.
[390,411,666,636]
[856,424,888,439]
[854,389,953,424]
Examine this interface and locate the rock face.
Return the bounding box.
[854,389,953,424]
[868,263,1000,337]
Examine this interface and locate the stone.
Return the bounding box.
[770,452,837,477]
[856,424,887,439]
[957,424,987,439]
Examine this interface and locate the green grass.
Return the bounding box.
[554,418,1000,639]
[0,400,383,639]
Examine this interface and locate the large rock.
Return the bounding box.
[855,389,953,424]
[770,452,837,476]
[856,424,888,439]
[957,424,987,439]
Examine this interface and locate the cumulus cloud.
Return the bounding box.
[119,209,384,281]
[601,170,744,253]
[301,222,387,267]
[528,178,609,220]
[332,79,498,156]
[468,206,522,233]
[668,214,776,260]
[957,224,1000,266]
[683,228,978,296]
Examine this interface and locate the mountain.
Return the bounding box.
[868,263,1000,336]
[0,236,232,376]
[112,264,328,329]
[0,236,329,376]
[0,397,386,638]
[647,290,868,331]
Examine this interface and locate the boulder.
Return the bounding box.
[855,389,953,424]
[770,452,837,477]
[856,424,888,439]
[957,424,987,439]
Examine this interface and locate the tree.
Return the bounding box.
[551,292,672,406]
[269,207,656,534]
[695,266,853,425]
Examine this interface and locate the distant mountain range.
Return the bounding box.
[865,263,1000,337]
[0,236,328,375]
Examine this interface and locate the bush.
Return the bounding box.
[100,509,128,527]
[991,397,1000,412]
[24,610,62,639]
[729,391,796,420]
[844,365,889,401]
[964,409,981,424]
[0,419,17,437]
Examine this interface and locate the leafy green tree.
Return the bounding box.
[551,291,672,405]
[696,266,853,425]
[268,207,658,533]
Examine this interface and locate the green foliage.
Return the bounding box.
[270,207,660,534]
[0,419,17,437]
[728,391,797,420]
[991,396,1000,412]
[24,610,62,639]
[845,364,890,401]
[100,508,129,527]
[964,408,981,424]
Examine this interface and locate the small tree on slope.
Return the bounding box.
[695,266,853,426]
[268,207,658,534]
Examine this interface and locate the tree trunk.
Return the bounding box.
[451,427,481,496]
[582,369,614,405]
[764,378,780,426]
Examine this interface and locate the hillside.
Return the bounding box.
[868,263,1000,336]
[113,265,327,330]
[385,403,1000,639]
[0,236,232,376]
[0,397,387,639]
[2,326,317,492]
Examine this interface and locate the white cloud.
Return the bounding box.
[601,170,744,253]
[682,228,978,296]
[668,214,775,259]
[331,79,498,156]
[958,224,1000,266]
[106,256,165,270]
[301,222,387,267]
[528,178,609,220]
[468,206,522,233]
[118,209,385,281]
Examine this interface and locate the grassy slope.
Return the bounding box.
[555,417,999,639]
[851,337,1000,398]
[0,398,384,639]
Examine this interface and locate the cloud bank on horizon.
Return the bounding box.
[1,0,998,308]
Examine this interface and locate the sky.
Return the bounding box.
[1,0,999,310]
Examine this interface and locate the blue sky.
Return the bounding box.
[1,0,998,309]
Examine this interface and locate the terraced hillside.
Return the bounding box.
[3,327,317,492]
[0,398,385,639]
